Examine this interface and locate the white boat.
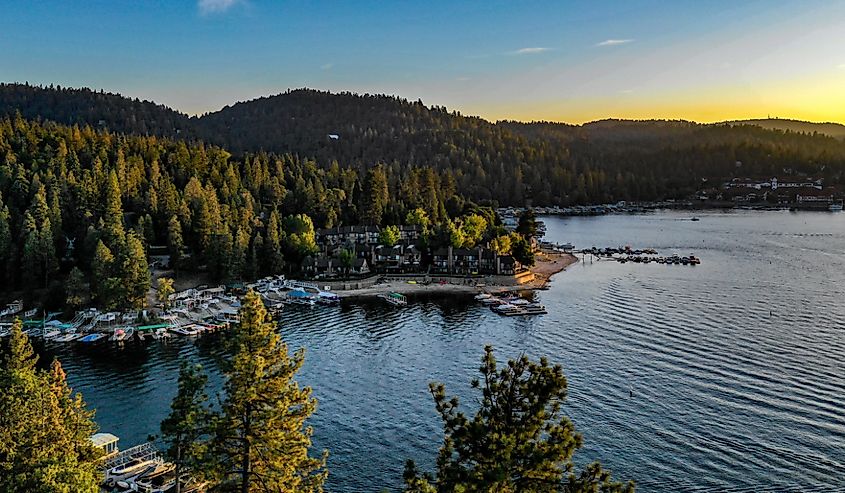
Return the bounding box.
[317,291,340,305]
[492,303,523,316]
[522,303,548,315]
[132,462,175,493]
[117,462,172,491]
[42,329,62,340]
[380,292,407,306]
[152,328,171,340]
[509,298,530,306]
[829,202,843,212]
[170,325,200,336]
[474,293,493,301]
[105,458,159,487]
[54,333,82,343]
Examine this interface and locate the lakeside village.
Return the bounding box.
[0,210,705,492]
[519,175,845,216]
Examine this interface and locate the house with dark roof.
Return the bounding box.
[431,246,521,275]
[316,225,381,247]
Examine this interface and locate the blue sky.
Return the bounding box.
[1,0,844,122]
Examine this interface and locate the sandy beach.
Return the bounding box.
[335,251,578,299]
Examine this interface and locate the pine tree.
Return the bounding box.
[168,215,184,276]
[161,362,210,493]
[209,290,327,492]
[65,266,88,309]
[0,321,102,492]
[91,240,117,309]
[403,346,634,493]
[364,165,389,225]
[121,230,150,308]
[157,277,175,310]
[102,169,125,247]
[0,199,11,284]
[21,212,41,289]
[264,211,285,275]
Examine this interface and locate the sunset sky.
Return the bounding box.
[2,0,844,123]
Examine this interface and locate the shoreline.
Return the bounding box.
[335,252,578,300]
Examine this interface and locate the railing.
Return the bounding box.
[102,442,160,471]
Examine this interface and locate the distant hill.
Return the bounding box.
[724,119,845,139]
[0,83,191,138]
[1,82,844,207]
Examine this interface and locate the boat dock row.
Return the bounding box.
[474,293,547,316]
[576,246,702,266]
[92,433,205,493]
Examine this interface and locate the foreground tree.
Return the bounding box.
[0,320,102,492]
[161,362,210,493]
[209,290,327,492]
[157,277,175,310]
[379,225,400,247]
[404,346,634,493]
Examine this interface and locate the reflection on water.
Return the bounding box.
[34,210,845,492]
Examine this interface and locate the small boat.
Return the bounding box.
[133,462,175,493]
[151,327,170,340]
[829,202,843,212]
[690,217,700,221]
[109,327,134,342]
[170,325,200,336]
[115,463,161,490]
[474,293,493,302]
[105,458,159,487]
[522,303,548,315]
[317,291,340,306]
[54,333,82,343]
[492,303,523,316]
[380,292,407,306]
[286,289,316,306]
[79,333,107,344]
[41,329,62,340]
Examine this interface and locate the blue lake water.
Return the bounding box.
[34,210,845,492]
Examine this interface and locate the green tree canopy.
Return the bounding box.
[404,346,633,493]
[0,320,102,492]
[379,225,400,247]
[160,362,210,493]
[209,290,327,492]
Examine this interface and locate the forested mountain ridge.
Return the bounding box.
[725,118,845,140]
[0,83,191,138]
[2,82,845,209]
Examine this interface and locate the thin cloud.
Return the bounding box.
[508,47,550,55]
[838,63,845,69]
[596,39,634,47]
[321,63,334,71]
[198,0,243,15]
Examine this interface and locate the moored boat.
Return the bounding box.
[79,333,107,344]
[380,292,407,306]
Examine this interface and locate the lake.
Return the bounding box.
[34,210,845,492]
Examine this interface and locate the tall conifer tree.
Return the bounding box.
[209,291,327,492]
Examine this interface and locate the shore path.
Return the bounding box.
[336,251,578,299]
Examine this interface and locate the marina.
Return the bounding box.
[0,275,346,347]
[25,210,844,493]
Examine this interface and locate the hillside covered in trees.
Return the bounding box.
[0,114,503,308]
[2,83,845,208]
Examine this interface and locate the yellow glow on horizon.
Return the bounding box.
[471,70,845,125]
